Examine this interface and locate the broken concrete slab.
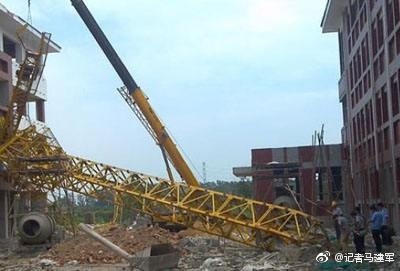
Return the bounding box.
[130,243,180,271]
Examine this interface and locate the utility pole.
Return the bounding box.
[202,162,207,183]
[27,0,32,24]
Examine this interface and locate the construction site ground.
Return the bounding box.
[1,224,400,271]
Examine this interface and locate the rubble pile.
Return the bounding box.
[177,236,319,270]
[41,225,323,269]
[2,226,400,270]
[45,225,183,265]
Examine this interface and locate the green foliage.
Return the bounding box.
[202,179,253,198]
[51,191,116,225]
[51,180,253,226]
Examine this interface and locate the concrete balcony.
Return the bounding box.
[338,71,347,100]
[232,167,253,177]
[341,126,347,144]
[11,59,47,101]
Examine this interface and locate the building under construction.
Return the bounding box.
[233,144,343,216]
[322,0,400,231]
[0,3,60,239]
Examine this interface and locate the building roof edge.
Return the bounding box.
[0,3,61,52]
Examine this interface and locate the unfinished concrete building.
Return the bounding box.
[322,0,400,231]
[0,3,60,238]
[233,144,343,216]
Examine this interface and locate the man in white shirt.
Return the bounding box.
[331,201,343,241]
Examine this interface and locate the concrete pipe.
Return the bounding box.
[18,212,55,245]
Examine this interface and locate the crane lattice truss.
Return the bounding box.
[0,126,327,249]
[1,32,51,140]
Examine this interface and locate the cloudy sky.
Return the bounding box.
[2,0,341,182]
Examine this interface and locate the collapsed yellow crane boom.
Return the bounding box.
[70,0,200,187]
[0,1,329,249]
[0,126,328,249]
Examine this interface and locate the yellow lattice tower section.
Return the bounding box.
[0,32,51,143]
[111,192,123,224]
[0,125,328,249]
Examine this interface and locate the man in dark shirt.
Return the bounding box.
[351,207,365,254]
[378,202,392,245]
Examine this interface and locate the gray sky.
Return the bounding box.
[3,0,341,182]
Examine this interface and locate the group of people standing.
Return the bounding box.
[331,201,394,253]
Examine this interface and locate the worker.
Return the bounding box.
[351,207,365,254]
[369,204,383,252]
[378,202,392,245]
[331,201,343,241]
[337,213,350,252]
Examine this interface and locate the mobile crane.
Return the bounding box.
[71,0,199,188]
[0,0,328,250]
[67,0,327,247]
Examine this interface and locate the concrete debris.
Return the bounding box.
[240,252,310,271]
[178,236,267,270]
[200,257,226,270]
[179,236,220,253]
[39,258,57,267]
[65,260,79,265]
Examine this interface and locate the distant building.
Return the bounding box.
[321,0,400,230]
[0,3,60,238]
[233,144,343,216]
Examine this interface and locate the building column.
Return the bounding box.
[0,31,3,51]
[379,1,400,232]
[0,190,9,239]
[36,99,45,122]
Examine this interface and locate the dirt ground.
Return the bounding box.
[45,225,183,265]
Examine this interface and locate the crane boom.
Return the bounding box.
[70,0,199,187]
[0,125,327,249]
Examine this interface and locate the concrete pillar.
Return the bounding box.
[0,31,3,51]
[0,190,9,239]
[36,99,45,122]
[18,192,31,214]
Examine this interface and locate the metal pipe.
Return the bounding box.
[70,0,138,93]
[78,223,131,260]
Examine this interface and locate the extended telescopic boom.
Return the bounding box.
[71,0,200,187]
